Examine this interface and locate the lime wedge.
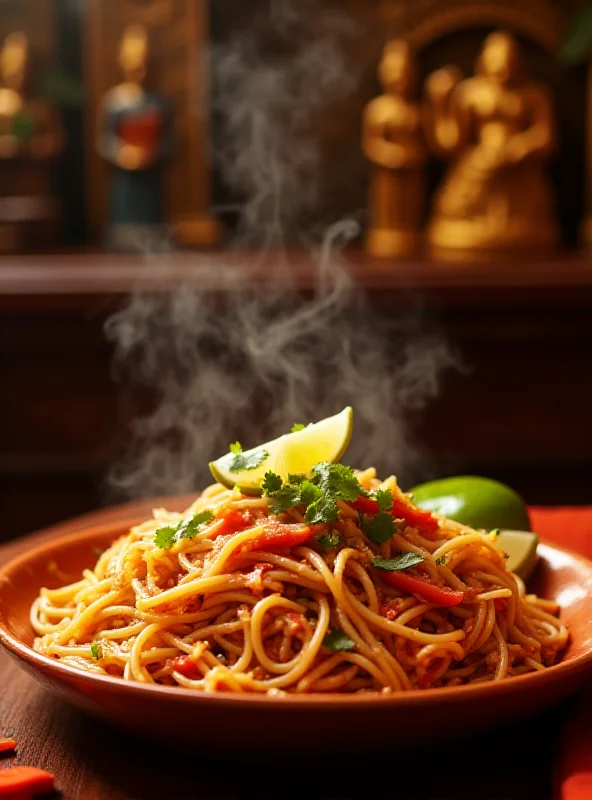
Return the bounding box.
[209,407,354,495]
[497,529,539,581]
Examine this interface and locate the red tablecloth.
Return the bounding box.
[530,507,592,800]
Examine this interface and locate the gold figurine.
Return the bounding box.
[424,31,558,258]
[362,39,426,258]
[0,32,64,251]
[97,24,174,250]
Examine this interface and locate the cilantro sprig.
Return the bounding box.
[372,552,425,572]
[317,531,341,549]
[90,642,102,660]
[262,462,367,525]
[155,510,215,550]
[360,512,396,544]
[322,629,356,652]
[372,489,393,512]
[290,423,306,433]
[262,471,282,494]
[305,462,365,524]
[228,444,269,473]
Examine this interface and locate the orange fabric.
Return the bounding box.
[530,507,592,800]
[530,507,592,560]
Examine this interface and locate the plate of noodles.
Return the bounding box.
[1,422,592,750]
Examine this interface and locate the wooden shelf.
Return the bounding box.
[1,249,592,312]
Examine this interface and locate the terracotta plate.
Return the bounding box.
[1,520,592,751]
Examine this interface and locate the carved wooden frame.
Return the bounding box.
[377,0,573,51]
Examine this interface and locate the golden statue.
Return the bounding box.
[362,39,426,258]
[424,31,558,257]
[98,24,173,250]
[0,32,64,251]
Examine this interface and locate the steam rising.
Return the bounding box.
[213,0,357,244]
[105,1,457,498]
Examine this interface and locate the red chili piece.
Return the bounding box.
[0,766,55,797]
[0,739,16,755]
[350,496,439,533]
[379,570,464,607]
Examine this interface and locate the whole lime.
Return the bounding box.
[408,475,531,532]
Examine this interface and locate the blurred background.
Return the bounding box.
[2,0,592,542]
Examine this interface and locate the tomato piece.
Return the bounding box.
[379,598,404,620]
[0,738,16,755]
[0,766,55,797]
[378,570,464,607]
[242,524,313,553]
[244,562,273,595]
[171,655,201,679]
[215,509,255,537]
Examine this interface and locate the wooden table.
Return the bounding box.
[0,501,577,800]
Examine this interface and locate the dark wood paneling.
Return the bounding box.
[2,253,592,540]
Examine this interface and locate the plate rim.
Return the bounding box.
[1,521,592,710]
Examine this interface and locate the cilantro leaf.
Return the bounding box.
[322,629,356,652]
[229,448,269,473]
[262,471,283,494]
[267,480,322,515]
[176,511,215,540]
[288,473,306,484]
[154,526,177,550]
[268,484,306,514]
[318,532,340,548]
[305,494,339,525]
[299,480,321,506]
[264,472,322,515]
[361,512,396,544]
[372,553,425,572]
[372,489,393,512]
[312,462,365,503]
[229,442,242,454]
[90,642,102,660]
[290,423,306,433]
[154,510,215,550]
[263,462,367,526]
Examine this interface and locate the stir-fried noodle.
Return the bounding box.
[32,469,567,693]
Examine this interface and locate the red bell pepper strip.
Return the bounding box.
[378,570,464,607]
[0,766,55,797]
[0,738,16,755]
[350,496,381,515]
[350,496,439,533]
[240,524,313,553]
[391,499,439,533]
